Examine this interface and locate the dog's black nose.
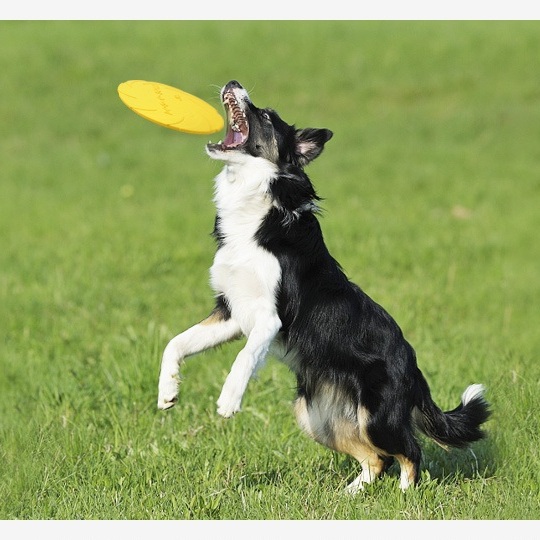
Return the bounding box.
[225,80,243,90]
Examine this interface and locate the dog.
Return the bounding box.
[157,80,491,492]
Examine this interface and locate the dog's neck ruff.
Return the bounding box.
[212,153,278,215]
[211,154,319,229]
[211,155,280,256]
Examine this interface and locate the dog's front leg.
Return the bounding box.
[216,312,281,417]
[157,311,242,410]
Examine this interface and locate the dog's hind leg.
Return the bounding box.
[395,453,419,491]
[332,413,389,494]
[157,301,242,410]
[216,311,281,417]
[294,395,388,494]
[343,450,389,494]
[368,421,422,491]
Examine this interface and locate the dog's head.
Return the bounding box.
[206,80,333,169]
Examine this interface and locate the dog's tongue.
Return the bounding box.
[223,128,243,148]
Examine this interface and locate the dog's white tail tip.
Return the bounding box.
[461,383,485,405]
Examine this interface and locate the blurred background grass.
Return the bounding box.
[0,20,539,519]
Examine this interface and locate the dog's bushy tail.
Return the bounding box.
[414,374,491,449]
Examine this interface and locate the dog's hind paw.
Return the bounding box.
[344,479,365,495]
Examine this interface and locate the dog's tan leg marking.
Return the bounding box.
[342,446,387,494]
[157,311,242,410]
[294,397,386,494]
[395,454,417,491]
[199,308,228,325]
[333,408,388,494]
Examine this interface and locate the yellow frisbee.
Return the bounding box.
[117,80,224,135]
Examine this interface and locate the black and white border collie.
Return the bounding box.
[157,80,490,492]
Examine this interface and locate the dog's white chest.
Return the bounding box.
[209,175,281,334]
[210,225,281,335]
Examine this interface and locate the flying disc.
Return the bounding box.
[117,80,224,134]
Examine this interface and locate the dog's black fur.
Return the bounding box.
[159,80,491,491]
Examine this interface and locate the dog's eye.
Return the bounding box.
[262,111,271,121]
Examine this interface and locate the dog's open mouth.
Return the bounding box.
[213,89,249,151]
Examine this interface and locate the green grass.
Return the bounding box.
[1,21,539,520]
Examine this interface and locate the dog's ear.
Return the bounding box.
[295,128,333,166]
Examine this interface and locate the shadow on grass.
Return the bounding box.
[337,437,496,489]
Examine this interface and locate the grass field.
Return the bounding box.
[0,21,539,522]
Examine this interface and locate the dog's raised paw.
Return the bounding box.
[216,405,239,418]
[216,392,242,417]
[216,391,242,418]
[216,376,244,417]
[216,402,240,418]
[157,376,180,410]
[157,396,178,410]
